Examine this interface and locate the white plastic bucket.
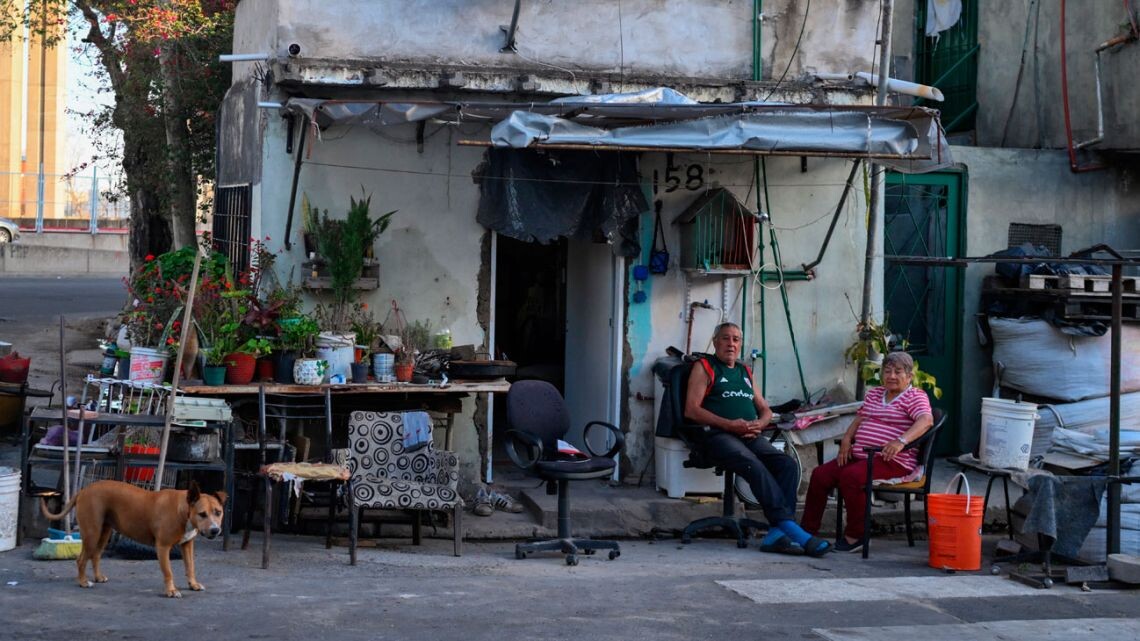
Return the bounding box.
[315,332,356,383]
[0,466,20,552]
[128,346,169,384]
[979,397,1039,470]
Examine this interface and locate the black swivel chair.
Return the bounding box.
[668,361,766,547]
[504,380,625,566]
[836,408,947,559]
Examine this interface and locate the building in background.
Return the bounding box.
[0,22,67,229]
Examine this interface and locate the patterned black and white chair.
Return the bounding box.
[345,410,464,562]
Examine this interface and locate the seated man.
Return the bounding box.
[684,322,830,557]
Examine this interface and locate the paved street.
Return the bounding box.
[0,275,124,322]
[1,534,1136,640]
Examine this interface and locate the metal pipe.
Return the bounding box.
[218,53,272,62]
[283,116,309,251]
[486,231,497,483]
[34,3,47,234]
[456,140,928,160]
[501,0,521,53]
[857,0,893,401]
[1108,263,1123,554]
[1060,0,1106,173]
[803,160,861,274]
[1075,51,1105,150]
[817,72,945,102]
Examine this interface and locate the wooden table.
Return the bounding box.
[179,380,510,479]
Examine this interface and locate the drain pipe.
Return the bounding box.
[802,159,862,276]
[1060,0,1106,172]
[1075,31,1138,151]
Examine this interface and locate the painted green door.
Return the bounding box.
[915,0,978,133]
[884,171,966,453]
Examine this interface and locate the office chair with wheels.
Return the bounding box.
[505,380,624,566]
[667,361,771,547]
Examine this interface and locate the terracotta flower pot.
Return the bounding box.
[224,352,257,385]
[394,362,414,383]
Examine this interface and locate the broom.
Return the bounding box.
[33,316,82,560]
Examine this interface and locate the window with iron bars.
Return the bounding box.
[212,184,252,275]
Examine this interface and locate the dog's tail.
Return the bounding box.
[40,493,79,521]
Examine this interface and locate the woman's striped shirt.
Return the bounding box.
[851,386,933,472]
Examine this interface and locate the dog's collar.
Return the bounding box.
[180,519,198,545]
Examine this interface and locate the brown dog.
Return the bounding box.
[41,480,226,598]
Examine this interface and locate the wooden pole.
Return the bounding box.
[153,248,203,490]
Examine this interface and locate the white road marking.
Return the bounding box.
[719,575,1062,604]
[813,617,1140,641]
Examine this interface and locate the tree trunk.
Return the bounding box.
[159,41,198,250]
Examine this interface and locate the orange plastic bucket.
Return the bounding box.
[927,473,985,571]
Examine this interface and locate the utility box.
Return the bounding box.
[673,187,757,273]
[654,436,724,498]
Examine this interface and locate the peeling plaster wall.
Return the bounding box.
[258,117,491,486]
[231,0,894,488]
[624,156,872,473]
[954,147,1140,453]
[246,0,880,85]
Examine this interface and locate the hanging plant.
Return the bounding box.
[844,317,942,400]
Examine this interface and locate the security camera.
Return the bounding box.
[287,43,301,58]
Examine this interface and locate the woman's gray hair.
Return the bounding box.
[882,350,914,374]
[712,322,742,339]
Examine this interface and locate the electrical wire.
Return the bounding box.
[762,0,811,102]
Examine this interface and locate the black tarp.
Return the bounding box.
[474,148,647,257]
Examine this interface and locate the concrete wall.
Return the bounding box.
[953,146,1140,451]
[236,0,881,90]
[0,242,128,275]
[975,2,1140,150]
[894,0,1140,150]
[230,1,893,486]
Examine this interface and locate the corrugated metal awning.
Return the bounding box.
[282,88,952,173]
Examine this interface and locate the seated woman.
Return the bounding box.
[684,322,830,557]
[800,351,934,553]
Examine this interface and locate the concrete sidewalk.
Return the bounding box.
[460,456,1016,542]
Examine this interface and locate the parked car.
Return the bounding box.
[0,217,18,243]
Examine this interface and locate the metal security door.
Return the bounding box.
[884,172,965,453]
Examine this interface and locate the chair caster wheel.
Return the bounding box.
[566,554,578,566]
[990,565,1001,575]
[515,549,526,560]
[1042,578,1053,589]
[737,539,749,549]
[608,550,620,560]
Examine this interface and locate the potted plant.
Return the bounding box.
[344,187,396,260]
[350,308,376,384]
[278,314,320,384]
[223,337,271,385]
[394,319,431,383]
[201,334,235,386]
[844,317,942,399]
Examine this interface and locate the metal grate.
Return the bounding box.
[213,184,252,275]
[1007,223,1062,256]
[916,0,978,132]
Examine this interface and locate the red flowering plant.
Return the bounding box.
[121,241,229,355]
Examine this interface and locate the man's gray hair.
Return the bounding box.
[882,350,914,373]
[713,322,742,339]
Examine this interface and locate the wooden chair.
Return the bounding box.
[244,386,345,568]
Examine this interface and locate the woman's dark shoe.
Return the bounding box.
[834,539,865,553]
